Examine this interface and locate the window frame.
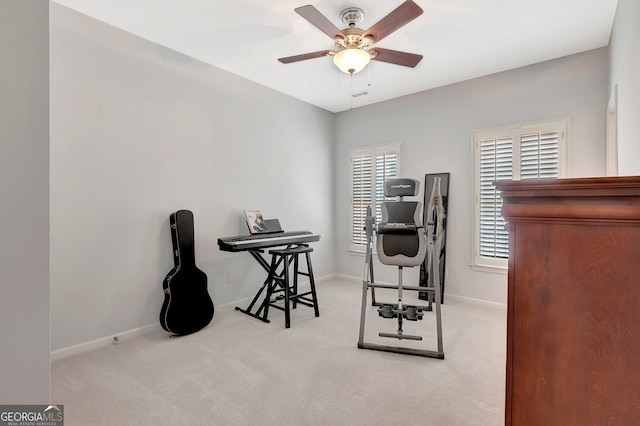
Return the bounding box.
[472,118,570,272]
[350,141,403,253]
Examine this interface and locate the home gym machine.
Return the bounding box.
[357,178,444,359]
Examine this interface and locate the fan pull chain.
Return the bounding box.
[350,74,354,110]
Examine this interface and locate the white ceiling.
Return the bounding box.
[53,0,618,113]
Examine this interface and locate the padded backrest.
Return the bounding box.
[376,179,426,267]
[384,178,419,197]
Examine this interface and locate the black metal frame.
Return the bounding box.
[234,244,319,328]
[233,245,295,323]
[264,245,319,328]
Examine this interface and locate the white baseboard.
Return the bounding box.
[50,323,162,362]
[51,302,242,362]
[52,273,336,362]
[445,294,507,310]
[315,273,337,283]
[332,274,361,283]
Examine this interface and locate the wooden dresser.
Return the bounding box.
[495,176,640,425]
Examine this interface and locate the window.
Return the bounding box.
[473,118,569,271]
[350,142,403,251]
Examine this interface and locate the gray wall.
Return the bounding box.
[45,4,621,353]
[0,0,50,403]
[609,0,640,175]
[50,5,335,351]
[334,48,609,304]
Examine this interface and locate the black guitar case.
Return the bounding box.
[160,210,214,335]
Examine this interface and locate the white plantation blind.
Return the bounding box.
[473,119,567,270]
[479,137,513,259]
[351,154,373,247]
[374,152,399,220]
[520,131,559,180]
[351,142,402,250]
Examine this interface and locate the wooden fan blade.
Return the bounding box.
[371,48,423,68]
[278,50,331,64]
[295,5,345,40]
[364,0,423,43]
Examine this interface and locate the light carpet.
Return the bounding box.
[51,277,506,425]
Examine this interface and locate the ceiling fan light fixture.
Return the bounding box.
[333,48,371,75]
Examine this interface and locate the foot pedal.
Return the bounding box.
[403,305,424,321]
[379,332,423,341]
[377,304,396,319]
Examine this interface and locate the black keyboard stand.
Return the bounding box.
[218,230,320,324]
[234,244,299,323]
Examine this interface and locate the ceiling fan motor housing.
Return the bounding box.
[341,7,364,27]
[336,8,372,52]
[336,28,373,51]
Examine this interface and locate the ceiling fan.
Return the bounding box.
[278,1,424,75]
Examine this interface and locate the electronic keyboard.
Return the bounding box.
[218,230,320,252]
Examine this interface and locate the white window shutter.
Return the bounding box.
[521,131,559,180]
[351,154,372,247]
[350,143,402,250]
[473,119,568,271]
[374,152,398,221]
[479,137,512,259]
